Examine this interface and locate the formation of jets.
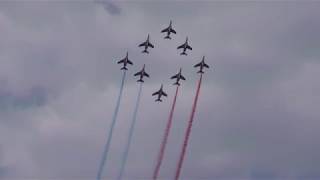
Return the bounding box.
[116,20,209,102]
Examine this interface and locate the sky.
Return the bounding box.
[0,0,320,179]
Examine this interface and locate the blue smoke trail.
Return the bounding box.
[96,70,127,180]
[117,83,143,180]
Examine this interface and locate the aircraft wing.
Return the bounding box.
[161,91,168,97]
[177,44,184,49]
[127,60,133,65]
[152,91,160,96]
[148,43,154,48]
[204,63,209,68]
[117,59,125,64]
[143,72,150,77]
[170,29,176,34]
[187,45,192,50]
[181,75,186,80]
[134,71,142,76]
[194,62,201,67]
[171,74,178,79]
[139,41,147,47]
[161,27,169,33]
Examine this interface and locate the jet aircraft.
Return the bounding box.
[170,68,186,86]
[139,34,154,54]
[194,56,210,73]
[161,20,177,39]
[152,84,167,102]
[177,37,192,55]
[117,52,133,70]
[134,64,150,83]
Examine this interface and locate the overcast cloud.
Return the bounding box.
[0,1,320,180]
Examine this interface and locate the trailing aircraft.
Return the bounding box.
[139,34,154,54]
[170,68,186,86]
[177,37,192,55]
[117,52,133,70]
[152,84,168,102]
[194,56,209,73]
[134,64,150,82]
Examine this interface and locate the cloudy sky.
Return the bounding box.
[0,1,320,179]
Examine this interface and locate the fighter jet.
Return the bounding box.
[139,34,154,54]
[152,84,167,102]
[117,52,133,70]
[134,64,150,83]
[177,37,192,55]
[194,56,210,73]
[170,68,186,86]
[161,20,177,39]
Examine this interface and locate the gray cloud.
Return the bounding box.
[96,0,121,15]
[0,147,8,178]
[0,86,47,112]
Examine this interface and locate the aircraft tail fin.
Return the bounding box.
[156,98,162,102]
[164,35,171,39]
[121,66,128,70]
[137,79,144,83]
[197,70,204,74]
[173,82,180,86]
[180,52,187,56]
[142,49,149,54]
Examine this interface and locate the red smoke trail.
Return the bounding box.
[175,74,203,180]
[153,85,180,180]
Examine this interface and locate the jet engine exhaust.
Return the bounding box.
[96,71,127,180]
[153,85,180,180]
[174,74,203,180]
[118,83,143,180]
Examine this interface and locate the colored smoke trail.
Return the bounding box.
[153,85,180,180]
[117,83,143,180]
[96,71,127,180]
[174,74,203,180]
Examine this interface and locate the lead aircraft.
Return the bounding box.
[161,20,177,39]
